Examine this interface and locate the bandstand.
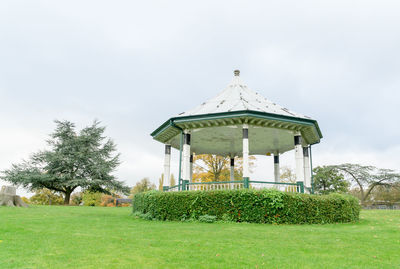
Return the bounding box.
[151,70,322,193]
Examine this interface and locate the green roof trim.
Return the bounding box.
[151,110,322,143]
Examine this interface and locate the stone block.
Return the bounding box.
[0,186,17,196]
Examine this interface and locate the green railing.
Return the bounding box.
[186,180,244,191]
[249,180,303,193]
[164,179,304,193]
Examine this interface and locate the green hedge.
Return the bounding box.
[132,189,360,224]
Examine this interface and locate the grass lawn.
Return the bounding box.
[0,206,399,269]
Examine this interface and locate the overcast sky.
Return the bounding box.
[1,0,399,196]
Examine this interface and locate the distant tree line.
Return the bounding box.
[23,188,130,207]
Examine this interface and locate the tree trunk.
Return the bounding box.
[360,196,367,206]
[14,196,28,207]
[64,191,71,205]
[362,184,377,205]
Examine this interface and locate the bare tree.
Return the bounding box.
[332,163,400,205]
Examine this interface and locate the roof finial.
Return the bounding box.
[234,70,240,76]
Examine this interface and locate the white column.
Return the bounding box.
[303,146,311,191]
[182,131,191,186]
[294,134,304,184]
[242,124,249,178]
[274,154,280,183]
[230,157,235,181]
[163,145,171,187]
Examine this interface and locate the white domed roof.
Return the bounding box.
[178,70,311,120]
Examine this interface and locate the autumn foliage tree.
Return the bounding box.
[129,178,156,198]
[279,166,296,183]
[158,174,165,191]
[29,188,64,205]
[170,174,176,186]
[192,154,256,182]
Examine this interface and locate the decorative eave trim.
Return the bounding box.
[151,110,323,144]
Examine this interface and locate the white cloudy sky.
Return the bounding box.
[1,0,400,196]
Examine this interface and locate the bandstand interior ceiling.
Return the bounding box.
[168,125,296,156]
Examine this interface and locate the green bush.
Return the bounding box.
[132,189,360,224]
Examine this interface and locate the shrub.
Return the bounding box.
[198,215,217,223]
[132,211,153,220]
[82,191,102,206]
[101,195,116,207]
[82,191,125,207]
[29,189,64,205]
[221,213,233,222]
[132,189,360,224]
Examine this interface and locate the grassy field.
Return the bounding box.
[0,206,399,269]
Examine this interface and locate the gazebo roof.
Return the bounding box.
[151,70,322,156]
[178,70,311,120]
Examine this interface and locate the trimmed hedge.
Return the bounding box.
[132,189,360,224]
